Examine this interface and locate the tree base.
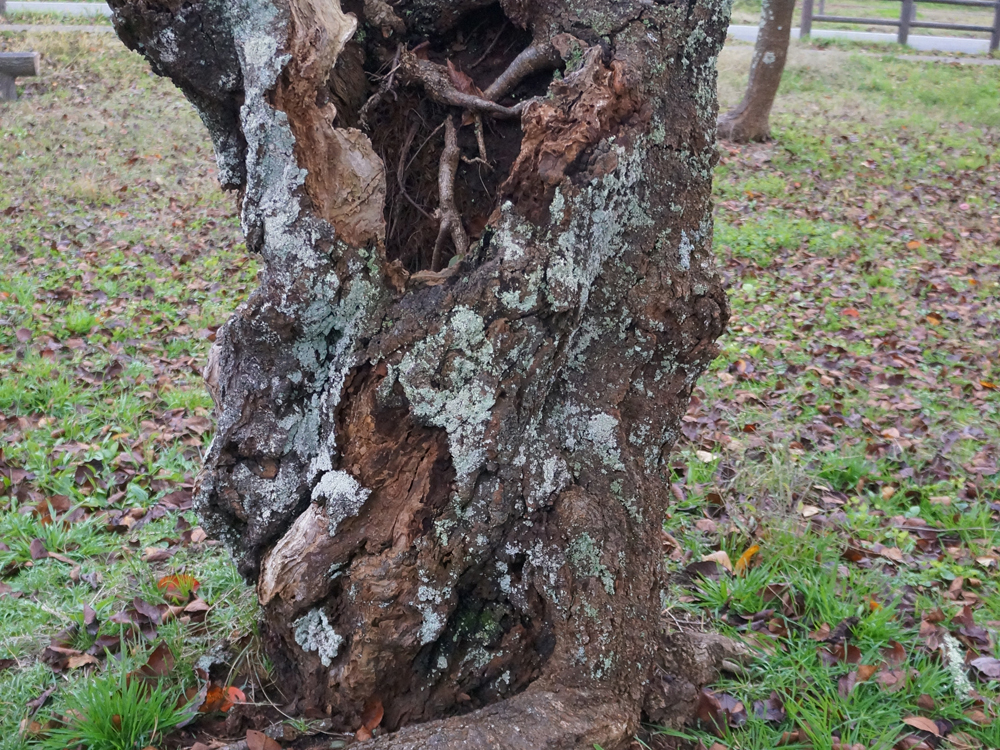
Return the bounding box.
[716,113,772,144]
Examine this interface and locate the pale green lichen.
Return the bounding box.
[586,413,626,471]
[311,469,371,534]
[567,533,615,596]
[397,306,497,491]
[942,633,975,698]
[293,608,343,667]
[417,584,447,645]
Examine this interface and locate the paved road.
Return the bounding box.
[1,22,112,32]
[727,24,993,54]
[7,1,111,16]
[2,4,996,55]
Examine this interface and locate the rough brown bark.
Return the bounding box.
[717,0,797,142]
[107,0,732,746]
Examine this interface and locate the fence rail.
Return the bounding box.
[801,0,1000,50]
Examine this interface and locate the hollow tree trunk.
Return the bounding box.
[717,0,796,142]
[108,0,732,746]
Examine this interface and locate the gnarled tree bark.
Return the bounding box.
[107,0,732,746]
[717,0,796,142]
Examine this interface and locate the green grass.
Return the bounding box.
[1,26,999,750]
[38,665,192,750]
[673,41,1000,750]
[0,31,258,750]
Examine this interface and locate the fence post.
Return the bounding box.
[899,0,914,45]
[801,0,814,37]
[991,0,1000,52]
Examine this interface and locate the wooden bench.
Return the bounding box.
[0,52,41,102]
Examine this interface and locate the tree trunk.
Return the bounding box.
[717,0,796,142]
[107,0,732,746]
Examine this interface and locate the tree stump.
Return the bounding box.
[107,0,732,746]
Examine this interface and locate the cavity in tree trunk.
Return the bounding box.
[107,0,735,746]
[717,0,797,142]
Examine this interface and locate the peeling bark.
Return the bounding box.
[107,0,733,746]
[717,0,797,142]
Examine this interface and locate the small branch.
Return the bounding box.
[397,120,433,220]
[400,49,524,119]
[470,20,509,68]
[460,113,492,169]
[359,44,402,129]
[431,116,468,272]
[405,121,446,174]
[483,41,562,102]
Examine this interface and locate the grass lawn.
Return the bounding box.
[1,29,999,750]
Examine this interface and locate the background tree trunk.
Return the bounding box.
[717,0,797,142]
[107,0,732,746]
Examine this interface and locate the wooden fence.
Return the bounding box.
[800,0,1000,51]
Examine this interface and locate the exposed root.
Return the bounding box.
[431,116,468,271]
[483,41,562,102]
[358,687,632,750]
[643,631,750,729]
[399,48,526,119]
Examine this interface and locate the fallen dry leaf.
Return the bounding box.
[157,573,200,603]
[66,653,100,669]
[857,664,879,682]
[734,545,760,576]
[882,640,907,666]
[702,550,733,573]
[947,732,981,750]
[916,694,935,711]
[970,655,1000,679]
[963,708,989,725]
[360,697,385,731]
[246,729,281,750]
[902,716,940,736]
[29,538,48,560]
